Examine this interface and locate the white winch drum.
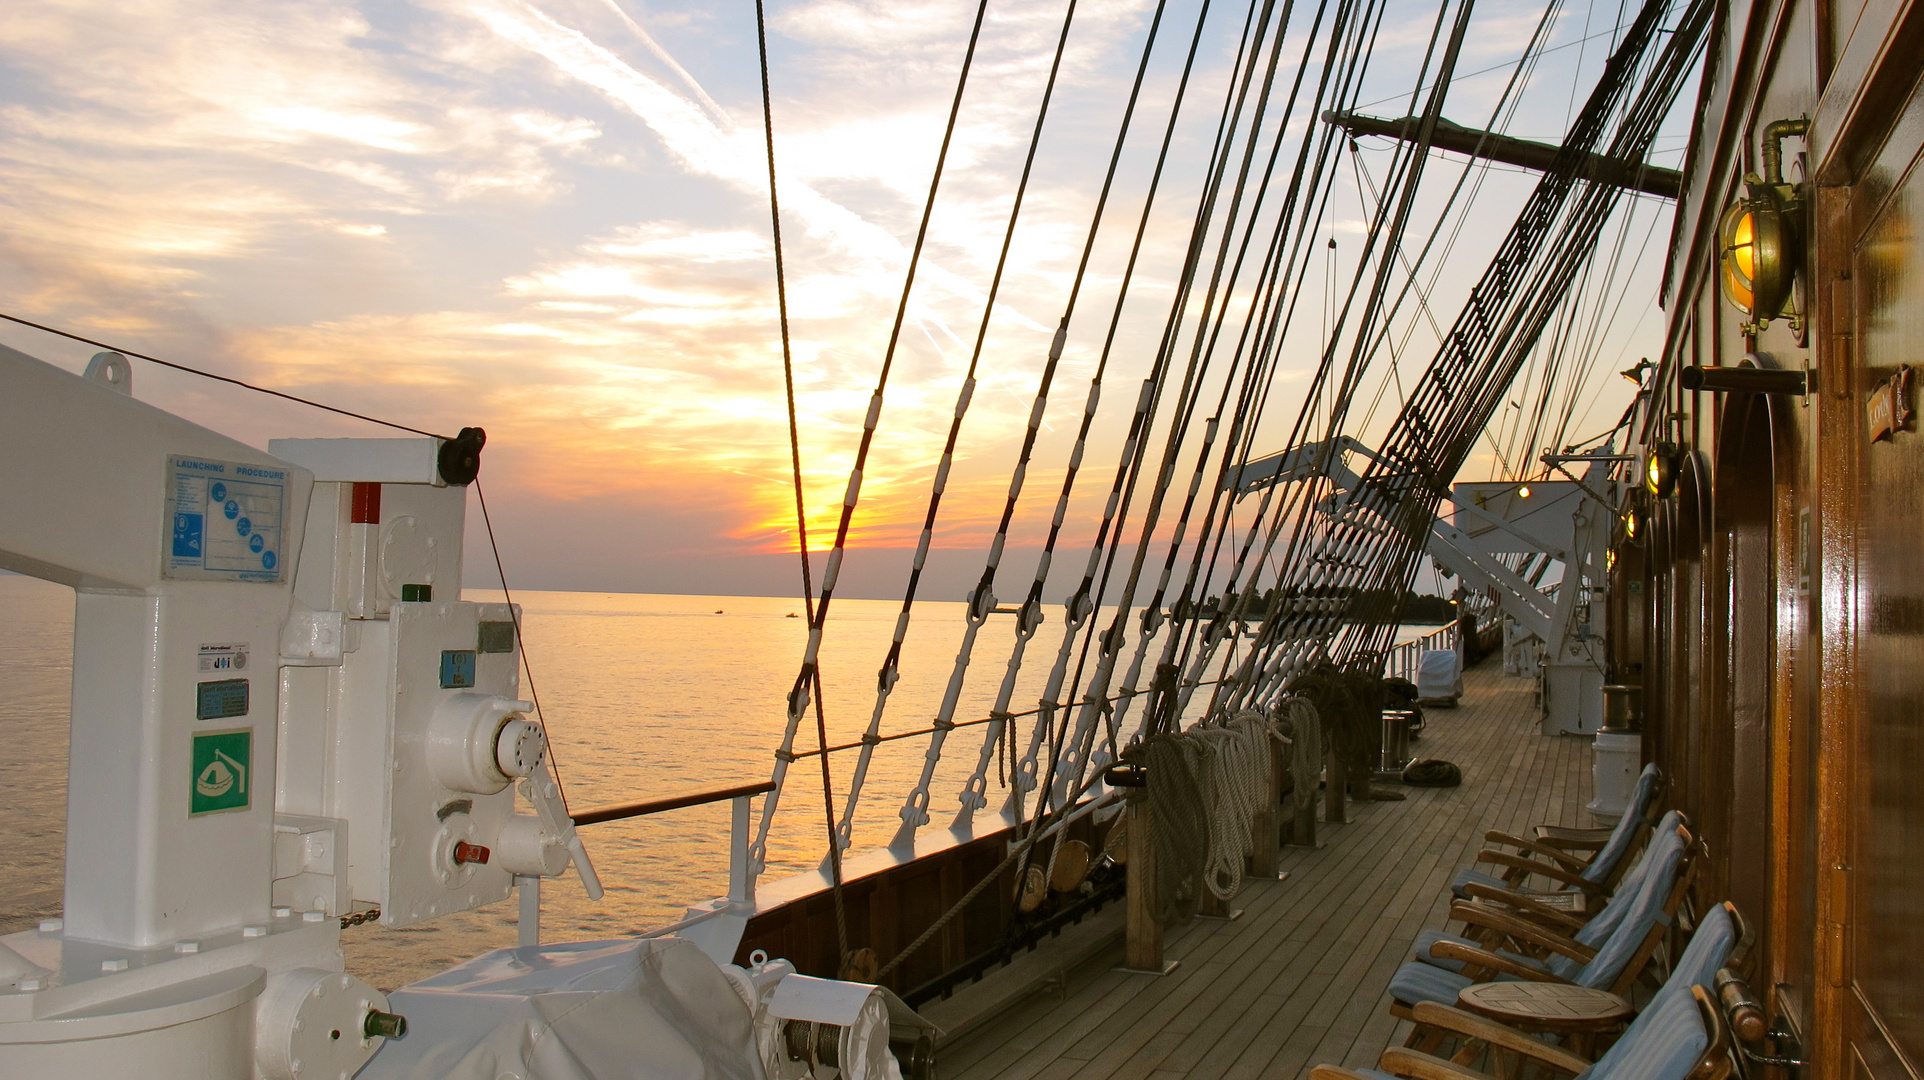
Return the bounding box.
[0,965,262,1080]
[425,694,533,794]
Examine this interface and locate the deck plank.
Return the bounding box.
[943,661,1594,1080]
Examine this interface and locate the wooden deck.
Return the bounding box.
[939,660,1595,1080]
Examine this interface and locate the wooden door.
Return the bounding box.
[1840,87,1924,1079]
[1712,391,1785,955]
[1668,456,1711,829]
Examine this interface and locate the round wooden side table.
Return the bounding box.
[1456,981,1634,1075]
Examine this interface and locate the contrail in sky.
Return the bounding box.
[466,0,1048,336]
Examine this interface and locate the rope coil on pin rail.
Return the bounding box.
[1193,712,1275,899]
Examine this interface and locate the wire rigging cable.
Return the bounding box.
[752,0,850,965]
[0,313,446,439]
[748,0,994,881]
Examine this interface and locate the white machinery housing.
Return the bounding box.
[0,346,596,1079]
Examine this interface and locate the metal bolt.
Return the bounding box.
[364,1010,408,1040]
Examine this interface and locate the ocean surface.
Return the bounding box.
[0,574,1443,988]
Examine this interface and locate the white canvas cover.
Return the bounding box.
[358,937,764,1080]
[1417,649,1463,701]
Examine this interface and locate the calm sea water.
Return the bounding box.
[0,574,1440,988]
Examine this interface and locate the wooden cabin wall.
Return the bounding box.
[1621,0,1924,1070]
[1827,60,1924,1078]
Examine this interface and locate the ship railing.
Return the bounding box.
[1385,622,1459,683]
[528,780,776,949]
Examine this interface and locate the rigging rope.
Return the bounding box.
[474,479,573,810]
[839,0,1086,856]
[753,0,848,964]
[0,313,446,439]
[748,0,995,880]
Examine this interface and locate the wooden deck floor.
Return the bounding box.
[940,661,1595,1080]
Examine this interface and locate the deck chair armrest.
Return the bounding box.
[1483,831,1589,872]
[1458,883,1590,933]
[1406,1003,1592,1076]
[1448,901,1597,963]
[1473,852,1609,895]
[1535,834,1608,853]
[1428,941,1572,983]
[1375,1048,1504,1080]
[1685,985,1736,1080]
[1534,825,1614,845]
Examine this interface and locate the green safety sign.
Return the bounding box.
[190,729,252,816]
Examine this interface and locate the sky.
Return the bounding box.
[0,0,1680,599]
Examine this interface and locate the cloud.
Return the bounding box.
[0,0,1676,591]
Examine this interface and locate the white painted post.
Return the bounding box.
[517,875,540,947]
[729,795,756,906]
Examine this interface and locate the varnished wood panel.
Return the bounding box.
[1845,95,1924,1078]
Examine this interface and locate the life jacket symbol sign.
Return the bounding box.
[190,730,252,815]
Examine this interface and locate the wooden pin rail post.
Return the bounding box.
[1251,734,1284,878]
[1325,744,1348,824]
[1105,764,1175,976]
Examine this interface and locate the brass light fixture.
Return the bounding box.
[1644,442,1680,498]
[1719,117,1809,334]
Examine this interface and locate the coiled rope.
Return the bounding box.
[1125,733,1210,922]
[1194,711,1279,899]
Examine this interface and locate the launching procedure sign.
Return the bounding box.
[190,729,252,816]
[165,456,288,583]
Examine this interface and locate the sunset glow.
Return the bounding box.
[0,0,1658,597]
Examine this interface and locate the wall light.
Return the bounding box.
[1644,442,1680,498]
[1518,484,1532,499]
[1719,117,1808,335]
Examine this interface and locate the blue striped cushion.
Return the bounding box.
[1584,979,1707,1080]
[1449,866,1510,899]
[1580,903,1735,1080]
[1388,960,1475,1007]
[1574,822,1686,988]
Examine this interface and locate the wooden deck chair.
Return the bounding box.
[1384,820,1700,1048]
[1311,902,1743,1080]
[1445,764,1664,909]
[1307,984,1733,1080]
[1414,811,1688,974]
[1424,903,1748,1073]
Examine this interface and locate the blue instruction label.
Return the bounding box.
[165,456,288,583]
[440,650,476,689]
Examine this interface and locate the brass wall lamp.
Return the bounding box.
[1643,441,1681,498]
[1719,116,1810,334]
